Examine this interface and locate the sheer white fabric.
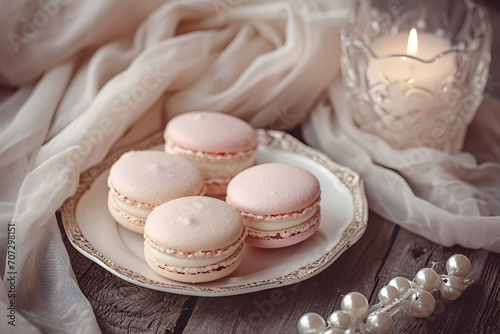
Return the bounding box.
[0,0,348,332]
[1,0,498,332]
[303,80,500,252]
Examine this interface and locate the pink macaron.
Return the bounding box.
[107,150,205,234]
[226,163,321,248]
[144,196,247,283]
[164,111,258,196]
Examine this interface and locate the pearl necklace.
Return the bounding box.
[298,254,472,334]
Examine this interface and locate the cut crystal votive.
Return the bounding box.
[340,0,492,153]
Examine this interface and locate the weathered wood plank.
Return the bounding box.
[59,207,500,334]
[368,226,499,334]
[57,213,190,334]
[470,252,500,333]
[77,267,189,334]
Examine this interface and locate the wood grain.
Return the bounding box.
[58,212,189,334]
[58,209,500,334]
[372,226,497,334]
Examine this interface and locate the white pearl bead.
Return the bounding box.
[298,312,327,334]
[365,312,393,334]
[327,310,351,330]
[378,285,400,306]
[446,254,471,278]
[408,290,436,318]
[440,275,465,300]
[341,292,369,320]
[388,277,411,296]
[414,268,439,291]
[324,328,346,334]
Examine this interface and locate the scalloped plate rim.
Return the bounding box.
[60,129,368,297]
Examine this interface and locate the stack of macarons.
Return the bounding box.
[108,112,257,235]
[106,111,323,284]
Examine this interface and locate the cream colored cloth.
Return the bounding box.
[303,80,500,252]
[0,0,348,333]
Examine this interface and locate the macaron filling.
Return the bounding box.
[144,224,247,273]
[108,193,146,227]
[247,209,321,240]
[145,244,238,268]
[165,142,256,179]
[113,197,153,219]
[244,207,318,232]
[165,141,257,162]
[108,182,206,220]
[228,194,321,241]
[144,226,247,258]
[145,243,245,275]
[229,196,320,222]
[108,182,158,209]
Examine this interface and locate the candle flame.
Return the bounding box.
[407,28,418,56]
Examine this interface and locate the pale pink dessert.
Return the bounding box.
[107,150,205,234]
[226,163,321,248]
[144,196,247,283]
[164,111,258,196]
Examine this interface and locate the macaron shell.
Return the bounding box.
[226,163,321,216]
[144,243,245,283]
[108,150,204,204]
[164,111,257,153]
[246,211,320,248]
[145,196,244,253]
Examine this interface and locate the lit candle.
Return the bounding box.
[368,29,455,93]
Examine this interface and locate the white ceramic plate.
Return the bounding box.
[61,129,368,296]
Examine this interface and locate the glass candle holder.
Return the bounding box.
[340,0,492,153]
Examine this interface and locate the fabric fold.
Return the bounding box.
[303,80,500,252]
[0,1,348,332]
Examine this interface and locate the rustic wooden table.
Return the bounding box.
[54,1,500,333]
[57,208,500,334]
